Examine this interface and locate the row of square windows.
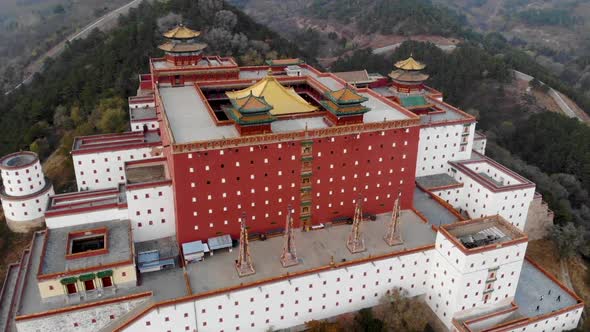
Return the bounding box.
[79,166,124,175]
[76,154,150,165]
[5,173,41,184]
[81,177,124,185]
[196,288,417,329]
[135,208,166,216]
[438,242,523,266]
[2,165,39,176]
[189,194,400,220]
[425,131,468,140]
[196,156,409,172]
[185,130,413,158]
[190,184,402,203]
[439,189,529,200]
[5,182,43,192]
[136,219,167,227]
[189,179,406,191]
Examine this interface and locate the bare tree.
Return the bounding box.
[378,289,429,332]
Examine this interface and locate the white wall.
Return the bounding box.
[119,250,432,332]
[416,122,475,177]
[126,183,176,242]
[2,188,54,222]
[130,120,159,132]
[426,232,526,329]
[1,159,46,196]
[502,307,582,332]
[45,208,128,229]
[73,148,161,191]
[473,138,486,155]
[435,167,535,231]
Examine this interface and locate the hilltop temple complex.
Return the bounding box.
[0,25,579,332]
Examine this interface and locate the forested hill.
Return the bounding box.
[0,0,307,161]
[306,0,466,36]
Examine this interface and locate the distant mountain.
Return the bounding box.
[434,0,590,91]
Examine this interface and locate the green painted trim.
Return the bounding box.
[78,273,96,282]
[224,107,276,125]
[399,95,427,108]
[301,201,312,206]
[301,156,313,162]
[321,101,369,116]
[300,187,312,192]
[229,95,273,114]
[60,277,78,285]
[97,270,113,278]
[301,140,314,146]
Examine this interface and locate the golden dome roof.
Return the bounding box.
[163,25,201,39]
[394,56,426,71]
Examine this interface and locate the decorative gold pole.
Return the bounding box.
[280,205,299,267]
[384,195,403,246]
[235,212,255,277]
[347,195,366,253]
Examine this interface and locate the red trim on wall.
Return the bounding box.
[449,157,535,193]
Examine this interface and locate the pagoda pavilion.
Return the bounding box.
[158,24,208,66]
[388,56,429,93]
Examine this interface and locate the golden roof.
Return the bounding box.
[326,86,368,104]
[232,93,273,113]
[226,76,317,116]
[163,25,201,39]
[158,42,208,53]
[394,56,426,71]
[388,69,429,82]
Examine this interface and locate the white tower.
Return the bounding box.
[0,151,54,232]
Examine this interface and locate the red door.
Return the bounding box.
[84,280,95,291]
[66,283,77,294]
[101,277,113,287]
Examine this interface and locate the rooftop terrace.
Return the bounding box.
[129,107,157,121]
[125,158,170,185]
[39,220,133,276]
[17,231,187,317]
[45,186,127,217]
[72,131,161,154]
[450,157,535,193]
[454,259,581,331]
[186,210,435,295]
[416,173,462,191]
[441,215,526,251]
[158,67,416,145]
[413,187,459,227]
[0,151,37,169]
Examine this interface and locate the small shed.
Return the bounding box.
[182,240,206,263]
[137,250,175,273]
[207,234,233,255]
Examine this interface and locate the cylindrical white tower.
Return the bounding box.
[0,151,54,232]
